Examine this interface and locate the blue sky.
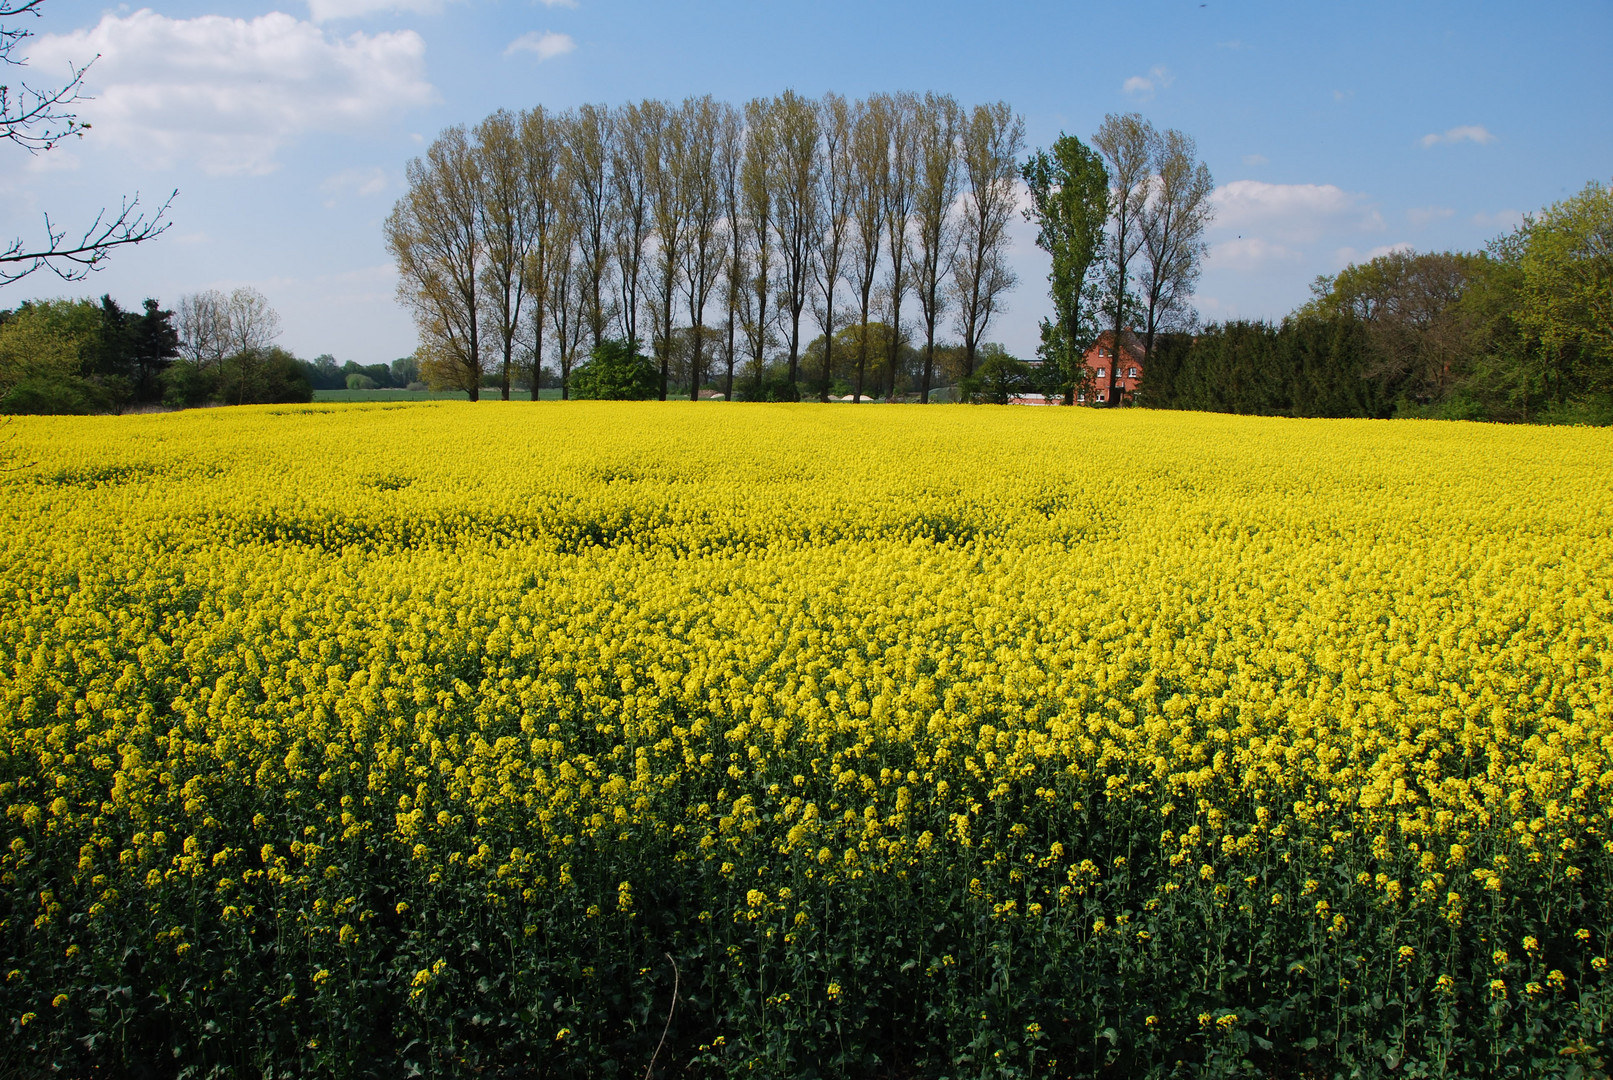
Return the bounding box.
[5,0,1610,365]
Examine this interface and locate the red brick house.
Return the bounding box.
[1077,329,1145,406]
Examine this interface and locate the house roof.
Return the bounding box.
[1088,329,1146,363]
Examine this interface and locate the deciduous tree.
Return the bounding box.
[680,96,727,402]
[612,101,653,352]
[882,93,918,401]
[176,290,229,371]
[912,92,962,403]
[811,93,855,402]
[1021,134,1108,404]
[564,104,614,348]
[1304,249,1482,404]
[519,105,565,399]
[848,95,891,403]
[475,109,535,400]
[546,211,587,400]
[772,90,821,400]
[716,101,747,402]
[386,125,485,400]
[1137,127,1213,366]
[740,97,779,397]
[1511,179,1613,404]
[952,101,1025,385]
[1092,112,1155,406]
[643,99,686,400]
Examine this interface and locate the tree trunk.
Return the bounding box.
[821,320,833,402]
[787,315,801,400]
[854,289,871,402]
[920,305,936,404]
[690,322,703,401]
[724,316,735,402]
[888,293,903,400]
[530,324,543,401]
[659,308,671,402]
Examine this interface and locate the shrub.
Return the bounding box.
[161,361,221,409]
[569,339,659,400]
[0,375,113,414]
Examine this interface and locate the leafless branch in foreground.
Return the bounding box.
[1,0,95,154]
[0,190,176,285]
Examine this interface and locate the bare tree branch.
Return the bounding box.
[2,1,177,284]
[0,191,176,285]
[1,0,95,153]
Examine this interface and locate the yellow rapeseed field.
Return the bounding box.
[0,402,1609,1078]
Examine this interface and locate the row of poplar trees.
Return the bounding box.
[385,92,1028,403]
[1023,114,1215,406]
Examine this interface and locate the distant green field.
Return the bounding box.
[312,388,564,402]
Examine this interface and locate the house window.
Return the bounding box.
[1128,367,1137,378]
[1076,392,1085,403]
[1096,392,1106,402]
[1096,367,1106,379]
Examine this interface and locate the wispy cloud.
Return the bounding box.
[504,30,575,60]
[1471,208,1523,231]
[307,0,447,23]
[28,11,435,176]
[1206,180,1388,272]
[1420,125,1495,148]
[1210,236,1304,271]
[1334,242,1413,266]
[1406,205,1454,226]
[1122,65,1172,102]
[1213,180,1383,243]
[535,0,577,6]
[322,166,389,206]
[1242,154,1268,167]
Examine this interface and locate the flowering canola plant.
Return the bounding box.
[0,402,1609,1078]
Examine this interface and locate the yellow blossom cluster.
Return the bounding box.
[0,401,1609,1076]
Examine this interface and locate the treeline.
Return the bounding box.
[1139,180,1613,423]
[0,287,422,413]
[0,296,177,414]
[388,92,1033,403]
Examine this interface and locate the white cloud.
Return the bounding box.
[1122,65,1172,101]
[1332,89,1353,102]
[1212,180,1383,243]
[1419,125,1496,148]
[536,0,578,6]
[1471,208,1523,231]
[1334,242,1413,266]
[28,10,436,176]
[1406,205,1454,226]
[323,166,389,198]
[307,0,445,22]
[1209,237,1304,271]
[505,30,575,60]
[1242,154,1268,167]
[25,147,79,173]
